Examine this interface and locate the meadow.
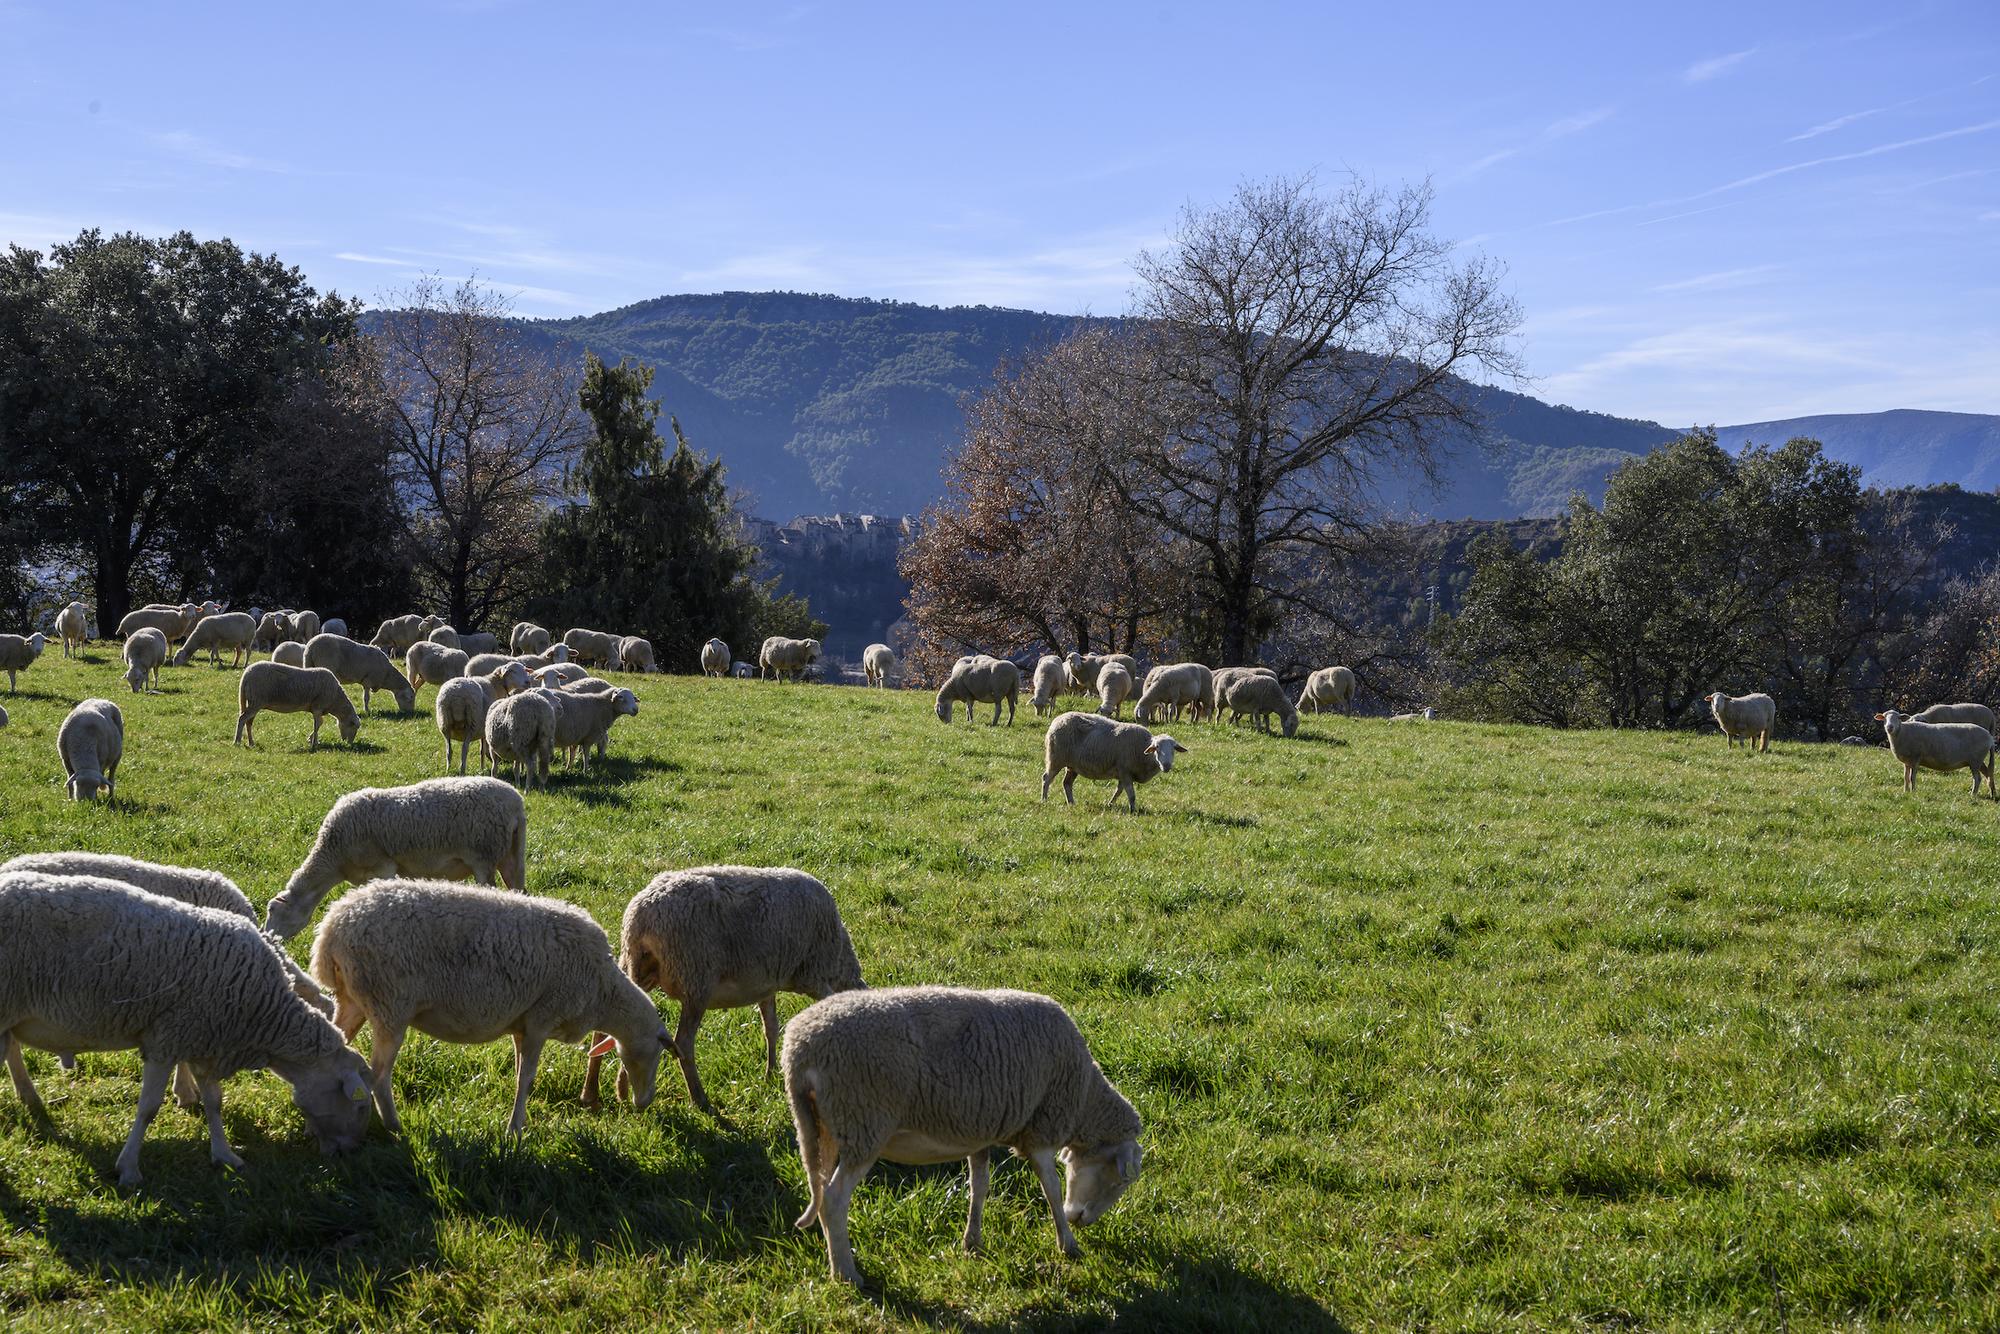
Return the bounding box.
[0,648,1996,1331]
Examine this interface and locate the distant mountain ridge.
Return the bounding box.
[486,293,1998,520]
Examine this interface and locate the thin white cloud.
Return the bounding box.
[1458,104,1616,178]
[332,251,410,266]
[1650,264,1781,293]
[1683,49,1755,83]
[1788,102,1902,143]
[145,129,287,174]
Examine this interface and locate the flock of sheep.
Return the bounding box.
[1704,689,2000,796]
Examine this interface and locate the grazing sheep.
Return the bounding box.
[289,610,321,642]
[1095,661,1133,719]
[537,684,639,771]
[1134,663,1214,725]
[1299,666,1357,715]
[617,636,657,674]
[1387,707,1438,723]
[1706,691,1776,752]
[1840,735,1869,746]
[465,652,513,679]
[1875,709,1997,797]
[406,641,469,691]
[511,622,552,655]
[0,872,374,1186]
[514,646,571,671]
[235,662,360,753]
[1208,666,1276,720]
[253,611,295,652]
[0,632,47,693]
[55,601,90,658]
[760,636,822,682]
[563,627,623,668]
[1042,711,1184,813]
[435,676,494,775]
[1062,651,1138,695]
[936,655,1021,726]
[1222,672,1299,738]
[783,986,1143,1285]
[172,612,258,668]
[122,627,168,693]
[320,617,347,638]
[369,614,428,655]
[58,698,123,802]
[1029,655,1066,717]
[862,643,897,688]
[426,625,461,651]
[116,607,184,644]
[1912,702,1998,732]
[264,776,529,940]
[303,633,417,713]
[700,637,730,677]
[561,675,617,695]
[533,662,591,689]
[584,866,865,1113]
[272,640,306,667]
[457,631,499,656]
[460,657,531,695]
[485,691,558,791]
[309,879,667,1135]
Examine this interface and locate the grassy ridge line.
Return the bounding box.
[0,651,1995,1330]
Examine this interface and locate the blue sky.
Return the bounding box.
[1,0,1995,425]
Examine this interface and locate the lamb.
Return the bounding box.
[1912,702,1998,732]
[936,654,1021,725]
[272,640,306,667]
[700,637,730,677]
[0,871,374,1186]
[862,643,897,688]
[1095,661,1133,719]
[304,633,418,713]
[563,627,623,668]
[1134,662,1212,724]
[1706,691,1776,752]
[1875,709,1997,797]
[320,617,347,638]
[1041,711,1184,813]
[783,986,1143,1285]
[1062,650,1139,695]
[116,607,184,645]
[584,866,865,1113]
[122,627,168,693]
[485,690,558,791]
[172,611,258,668]
[369,614,428,655]
[1299,666,1357,715]
[1387,707,1439,723]
[1030,654,1067,716]
[511,622,552,655]
[309,878,667,1135]
[1,852,334,1024]
[405,641,469,690]
[435,676,494,774]
[58,698,123,801]
[539,684,639,771]
[760,636,821,682]
[426,625,461,651]
[264,776,529,940]
[617,636,657,674]
[1222,672,1299,737]
[290,610,321,642]
[55,601,90,658]
[0,631,47,693]
[254,610,295,652]
[235,662,360,752]
[534,661,591,688]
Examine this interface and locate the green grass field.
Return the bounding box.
[0,648,1996,1330]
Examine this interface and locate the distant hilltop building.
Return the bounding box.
[741,513,917,562]
[743,513,916,662]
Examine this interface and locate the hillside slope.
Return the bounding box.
[1713,410,2000,492]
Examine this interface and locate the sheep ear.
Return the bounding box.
[1116,1141,1143,1181]
[341,1070,371,1103]
[587,1035,618,1058]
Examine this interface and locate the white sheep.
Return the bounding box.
[406,641,469,691]
[537,683,639,771]
[1134,662,1213,724]
[272,640,306,667]
[0,631,47,693]
[264,776,529,940]
[122,627,168,693]
[310,878,668,1135]
[304,633,417,713]
[1222,672,1299,737]
[236,662,359,752]
[533,661,591,688]
[936,655,1021,725]
[1041,710,1185,813]
[0,871,373,1186]
[583,866,865,1113]
[563,627,623,668]
[1208,666,1276,721]
[862,643,897,688]
[760,636,821,682]
[116,607,184,646]
[511,622,552,655]
[1387,707,1438,723]
[1875,709,1997,797]
[1030,654,1066,716]
[1062,650,1138,695]
[254,610,295,652]
[458,631,499,655]
[783,985,1143,1285]
[460,656,531,695]
[485,690,557,791]
[1912,702,1998,731]
[172,611,258,668]
[1299,665,1357,715]
[1095,661,1133,719]
[700,637,730,677]
[369,614,427,655]
[435,676,493,774]
[426,625,461,651]
[320,617,347,638]
[514,645,571,671]
[1706,691,1775,751]
[289,610,321,642]
[55,601,90,658]
[617,636,657,674]
[58,698,123,802]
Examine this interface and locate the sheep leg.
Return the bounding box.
[989,699,1000,726]
[114,1059,174,1187]
[758,996,780,1078]
[173,1063,201,1110]
[234,708,253,747]
[367,1024,406,1133]
[819,1153,876,1285]
[308,713,322,752]
[4,1033,47,1119]
[581,1033,608,1108]
[508,1032,544,1137]
[1028,1147,1080,1257]
[1041,769,1055,801]
[672,1001,712,1111]
[197,1075,243,1171]
[1063,771,1077,804]
[963,1149,989,1253]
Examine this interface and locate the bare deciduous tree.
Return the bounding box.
[371,276,585,630]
